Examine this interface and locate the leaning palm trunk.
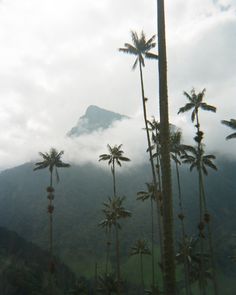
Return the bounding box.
[157,0,176,294]
[138,58,164,287]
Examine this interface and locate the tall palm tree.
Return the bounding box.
[119,33,164,288]
[119,32,158,187]
[102,196,131,295]
[156,1,176,293]
[178,89,218,295]
[137,183,159,289]
[221,119,236,140]
[34,148,70,295]
[99,213,113,275]
[176,236,212,291]
[99,144,130,197]
[169,129,193,295]
[130,239,151,290]
[181,145,218,295]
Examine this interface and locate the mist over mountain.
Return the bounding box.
[67,105,129,137]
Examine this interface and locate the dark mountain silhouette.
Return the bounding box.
[67,105,129,137]
[0,226,75,295]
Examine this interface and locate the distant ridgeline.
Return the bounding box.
[67,105,129,137]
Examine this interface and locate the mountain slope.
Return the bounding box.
[0,226,75,295]
[0,159,235,291]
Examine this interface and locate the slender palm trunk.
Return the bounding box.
[112,161,116,197]
[175,161,191,295]
[151,198,155,287]
[157,0,176,294]
[105,229,111,275]
[49,172,54,295]
[115,222,121,295]
[195,114,206,295]
[198,165,206,295]
[140,253,145,291]
[138,58,164,286]
[94,262,98,295]
[200,171,218,295]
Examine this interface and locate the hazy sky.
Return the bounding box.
[0,0,235,169]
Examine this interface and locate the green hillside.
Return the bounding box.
[0,226,75,295]
[0,159,235,293]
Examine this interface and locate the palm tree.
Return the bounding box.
[97,274,118,295]
[169,129,193,295]
[130,239,151,290]
[119,33,164,288]
[178,89,218,295]
[119,31,158,188]
[99,214,113,275]
[102,196,131,295]
[181,145,218,295]
[176,236,212,292]
[137,183,160,289]
[156,1,176,293]
[119,33,158,184]
[34,148,70,295]
[221,119,236,140]
[99,144,130,197]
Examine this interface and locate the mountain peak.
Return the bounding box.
[67,105,129,137]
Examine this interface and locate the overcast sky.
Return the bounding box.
[0,0,235,169]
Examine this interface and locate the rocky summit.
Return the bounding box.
[67,105,129,137]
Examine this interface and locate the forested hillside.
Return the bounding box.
[0,158,235,293]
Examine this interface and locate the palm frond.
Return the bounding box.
[183,91,194,103]
[226,133,236,140]
[221,119,236,129]
[200,103,216,113]
[145,52,158,59]
[119,44,138,55]
[178,103,194,114]
[132,57,139,70]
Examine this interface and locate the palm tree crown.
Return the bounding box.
[99,144,130,168]
[119,31,158,70]
[102,196,131,228]
[181,146,217,175]
[221,119,236,140]
[178,89,216,123]
[34,148,70,182]
[130,239,151,256]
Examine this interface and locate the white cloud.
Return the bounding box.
[0,0,235,169]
